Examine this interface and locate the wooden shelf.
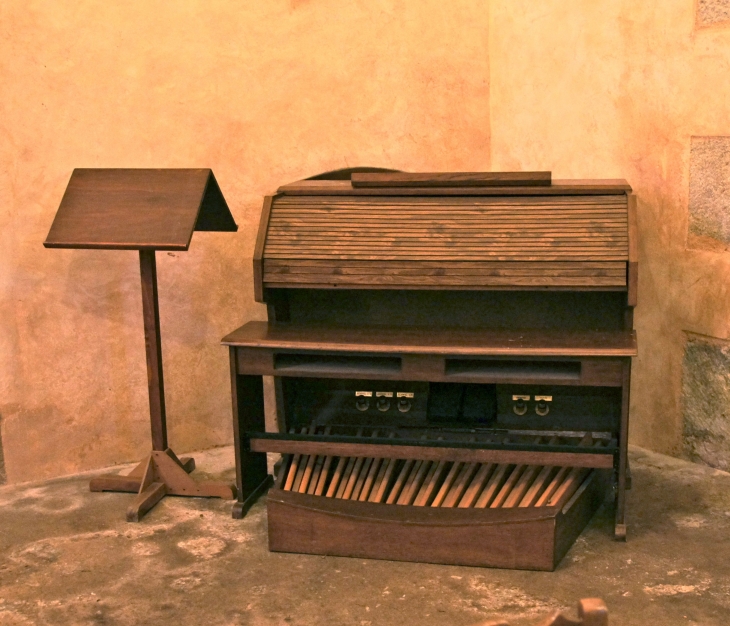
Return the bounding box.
[222,321,637,358]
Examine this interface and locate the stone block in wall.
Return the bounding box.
[682,335,730,470]
[697,0,730,27]
[688,137,730,252]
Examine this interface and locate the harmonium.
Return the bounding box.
[222,169,638,571]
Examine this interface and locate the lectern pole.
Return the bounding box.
[139,250,167,451]
[88,249,238,521]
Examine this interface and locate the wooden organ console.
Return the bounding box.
[222,169,638,570]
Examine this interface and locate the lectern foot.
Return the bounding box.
[127,482,167,522]
[89,448,237,521]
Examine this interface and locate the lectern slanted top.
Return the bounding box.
[44,168,236,250]
[44,168,238,521]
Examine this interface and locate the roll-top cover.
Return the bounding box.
[253,171,634,302]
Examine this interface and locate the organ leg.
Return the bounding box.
[614,359,631,540]
[230,354,272,519]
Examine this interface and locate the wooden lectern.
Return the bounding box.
[44,168,238,521]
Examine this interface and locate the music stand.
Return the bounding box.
[45,168,238,521]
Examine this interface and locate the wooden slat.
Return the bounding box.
[358,457,382,502]
[370,457,398,503]
[271,208,627,214]
[265,265,626,277]
[269,217,627,223]
[267,239,627,247]
[266,269,626,277]
[335,456,358,498]
[341,456,365,499]
[273,210,627,218]
[274,197,628,204]
[270,205,627,212]
[283,427,308,491]
[270,248,626,261]
[413,459,449,506]
[269,209,627,216]
[267,229,628,237]
[271,203,627,208]
[263,266,625,277]
[457,463,494,508]
[474,463,511,508]
[273,220,627,228]
[263,275,626,287]
[442,462,478,507]
[431,462,463,507]
[268,230,626,239]
[503,464,540,508]
[518,436,560,507]
[264,267,626,284]
[270,221,626,228]
[535,467,571,507]
[490,465,526,508]
[344,430,378,499]
[313,455,335,496]
[386,460,415,504]
[350,171,552,188]
[266,241,627,249]
[358,431,395,501]
[367,458,391,502]
[272,197,627,204]
[264,259,626,269]
[307,454,326,495]
[264,274,625,284]
[307,426,332,495]
[548,467,590,508]
[519,465,556,507]
[296,451,317,494]
[396,460,428,505]
[351,457,374,500]
[325,457,348,498]
[264,262,626,280]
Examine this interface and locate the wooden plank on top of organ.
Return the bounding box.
[350,171,552,187]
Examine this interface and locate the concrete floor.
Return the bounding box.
[0,446,729,626]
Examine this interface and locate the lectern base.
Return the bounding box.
[90,448,237,522]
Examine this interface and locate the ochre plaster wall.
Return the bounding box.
[489,1,730,456]
[5,1,728,483]
[0,1,490,483]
